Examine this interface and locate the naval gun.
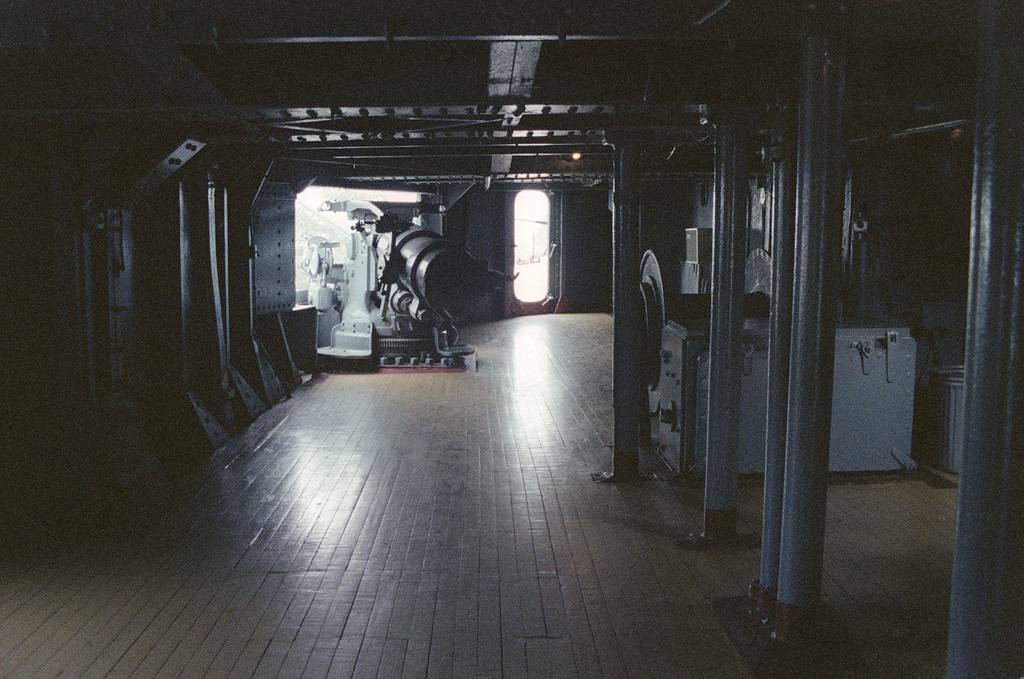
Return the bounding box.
[303,205,503,368]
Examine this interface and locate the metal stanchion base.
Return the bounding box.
[772,601,820,646]
[710,595,863,676]
[676,507,759,550]
[676,530,760,550]
[748,579,777,624]
[592,449,641,483]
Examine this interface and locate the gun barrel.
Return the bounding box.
[393,229,499,317]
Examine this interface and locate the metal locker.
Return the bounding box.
[828,326,917,471]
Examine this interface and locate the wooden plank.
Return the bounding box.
[0,314,960,679]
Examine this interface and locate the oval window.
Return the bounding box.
[513,190,550,303]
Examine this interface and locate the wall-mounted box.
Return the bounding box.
[684,227,713,264]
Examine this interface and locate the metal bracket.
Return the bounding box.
[277,312,303,389]
[442,182,475,210]
[230,366,268,419]
[188,391,231,449]
[253,336,287,404]
[130,139,206,204]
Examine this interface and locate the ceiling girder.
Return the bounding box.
[0,2,717,50]
[487,39,541,176]
[490,155,513,173]
[298,171,709,185]
[0,0,973,55]
[0,102,706,124]
[488,41,543,98]
[304,143,607,159]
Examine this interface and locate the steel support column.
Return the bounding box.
[946,0,1024,675]
[774,2,846,642]
[180,179,230,448]
[754,99,797,613]
[701,114,749,539]
[595,137,642,482]
[179,182,193,386]
[208,171,233,407]
[222,186,231,363]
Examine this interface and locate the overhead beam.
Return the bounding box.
[280,112,712,137]
[0,2,716,50]
[292,171,707,184]
[488,40,541,180]
[0,102,707,124]
[0,0,970,49]
[318,144,606,159]
[288,128,703,146]
[489,155,513,174]
[488,41,543,97]
[305,141,613,152]
[279,154,613,179]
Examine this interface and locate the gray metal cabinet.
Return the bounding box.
[657,318,769,475]
[655,322,690,473]
[829,327,917,471]
[658,322,917,477]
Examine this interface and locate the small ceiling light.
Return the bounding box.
[571,151,582,161]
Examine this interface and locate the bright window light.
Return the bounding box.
[513,190,551,303]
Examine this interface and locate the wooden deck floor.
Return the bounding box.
[0,314,956,678]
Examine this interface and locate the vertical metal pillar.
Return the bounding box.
[595,136,642,482]
[222,186,231,364]
[774,2,845,642]
[554,191,571,313]
[179,181,193,386]
[754,99,797,613]
[208,171,231,397]
[701,114,749,539]
[946,0,1024,675]
[180,178,230,448]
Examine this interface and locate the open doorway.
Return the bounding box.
[513,189,551,303]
